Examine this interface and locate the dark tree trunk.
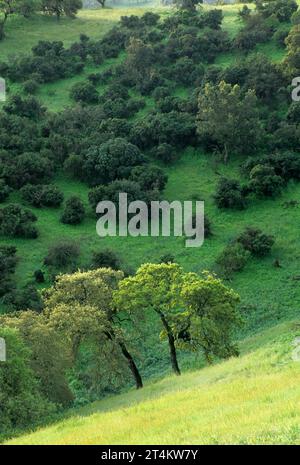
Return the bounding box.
[118,341,143,389]
[158,311,181,376]
[104,330,143,389]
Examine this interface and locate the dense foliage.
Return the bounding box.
[0,2,299,441]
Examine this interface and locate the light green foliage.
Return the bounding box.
[43,268,143,390]
[6,321,300,445]
[178,272,242,363]
[43,269,124,351]
[0,311,73,405]
[0,326,54,437]
[115,263,183,321]
[115,263,185,375]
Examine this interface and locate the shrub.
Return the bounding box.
[151,143,177,164]
[130,165,168,192]
[236,227,275,257]
[159,253,175,264]
[0,179,11,203]
[60,196,85,225]
[286,102,300,123]
[249,164,284,197]
[4,95,45,119]
[189,214,213,239]
[0,245,17,297]
[269,152,300,181]
[216,243,250,276]
[34,269,45,283]
[258,0,298,23]
[44,240,80,269]
[141,12,160,26]
[152,86,172,101]
[91,249,121,271]
[131,112,195,149]
[0,204,38,238]
[2,285,43,312]
[23,79,39,94]
[83,138,144,186]
[20,184,64,208]
[273,29,289,48]
[70,82,99,104]
[63,154,85,180]
[0,327,54,437]
[2,152,53,189]
[214,178,247,210]
[89,179,145,211]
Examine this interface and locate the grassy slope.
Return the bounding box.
[6,320,300,445]
[2,3,300,446]
[0,8,158,61]
[1,5,299,336]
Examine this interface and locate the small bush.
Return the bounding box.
[159,253,174,264]
[23,79,39,94]
[44,240,80,269]
[70,82,99,104]
[249,164,284,197]
[0,204,38,238]
[273,29,289,48]
[34,269,45,283]
[0,179,11,203]
[214,178,246,210]
[216,243,250,276]
[151,144,177,164]
[3,285,43,312]
[0,245,17,297]
[236,227,275,257]
[20,184,64,208]
[60,196,85,225]
[189,214,213,239]
[130,165,168,192]
[91,249,121,271]
[0,327,54,437]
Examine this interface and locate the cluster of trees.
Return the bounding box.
[0,204,38,238]
[235,0,298,52]
[0,4,298,313]
[214,150,300,210]
[216,227,275,277]
[20,184,64,208]
[0,245,17,297]
[0,263,242,438]
[0,0,83,39]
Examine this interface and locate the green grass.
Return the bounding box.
[2,149,300,335]
[0,0,298,363]
[0,3,298,363]
[6,320,300,445]
[0,8,151,61]
[1,2,300,446]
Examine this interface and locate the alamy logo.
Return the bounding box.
[0,78,6,102]
[292,336,300,362]
[96,193,205,248]
[291,77,300,102]
[0,337,6,362]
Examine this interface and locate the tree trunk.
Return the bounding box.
[118,341,143,389]
[158,311,181,376]
[223,144,229,164]
[104,330,143,389]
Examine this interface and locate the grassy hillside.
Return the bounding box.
[1,1,300,446]
[6,320,300,445]
[1,4,299,339]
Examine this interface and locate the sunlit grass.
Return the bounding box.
[6,320,300,445]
